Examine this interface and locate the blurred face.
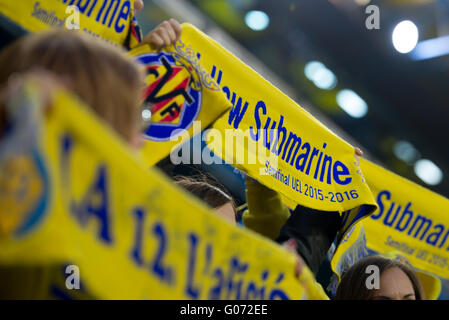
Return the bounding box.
[215,202,236,225]
[134,0,144,15]
[371,267,416,300]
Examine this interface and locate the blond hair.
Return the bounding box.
[0,30,144,143]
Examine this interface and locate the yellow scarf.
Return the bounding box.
[0,82,319,299]
[0,0,137,47]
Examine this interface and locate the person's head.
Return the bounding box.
[174,176,237,225]
[334,255,425,300]
[134,0,144,15]
[0,30,145,149]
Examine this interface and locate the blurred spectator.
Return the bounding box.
[334,255,425,300]
[174,175,237,225]
[0,30,145,149]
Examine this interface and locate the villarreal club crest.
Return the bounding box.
[134,50,202,142]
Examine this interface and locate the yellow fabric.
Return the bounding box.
[330,221,369,284]
[298,263,330,300]
[360,158,449,281]
[242,179,329,300]
[242,177,290,240]
[174,24,377,245]
[128,43,231,166]
[0,81,317,299]
[0,0,135,47]
[416,270,442,300]
[331,159,448,299]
